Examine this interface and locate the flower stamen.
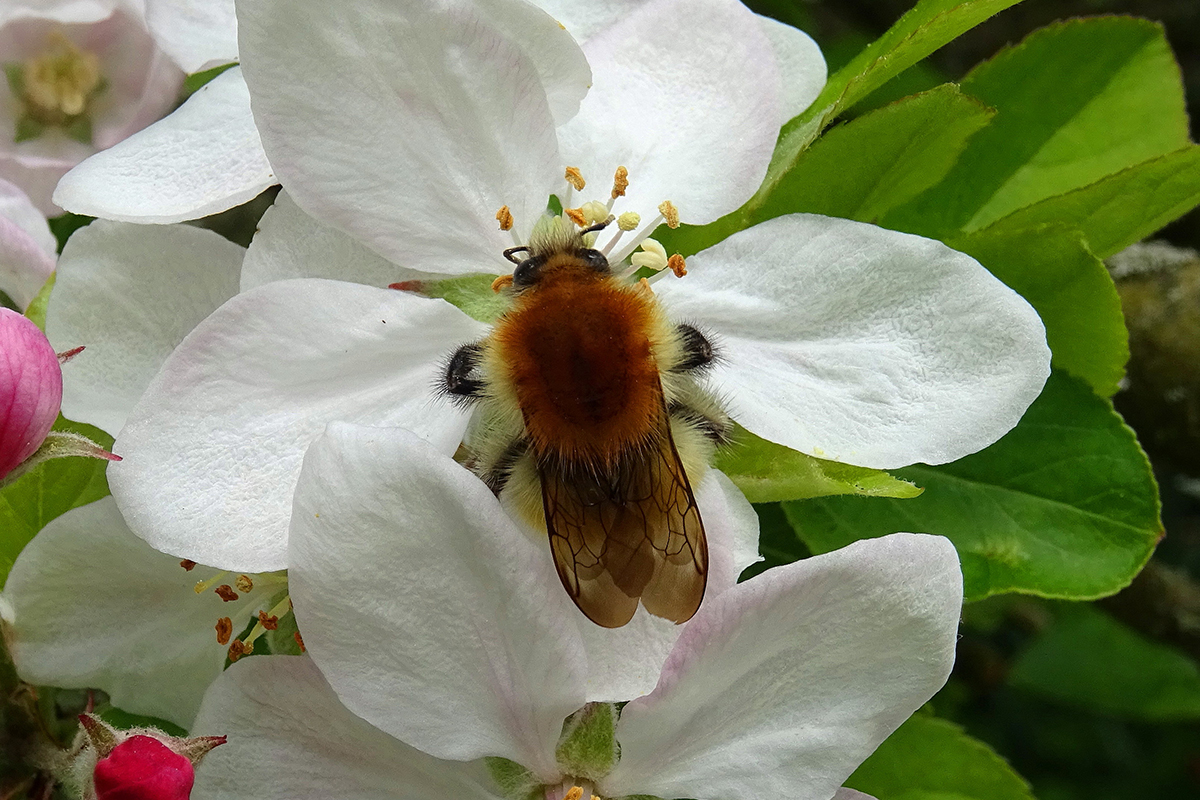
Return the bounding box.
[657,200,680,229]
[193,571,229,594]
[564,167,586,191]
[495,205,514,231]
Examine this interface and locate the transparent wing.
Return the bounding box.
[540,403,708,628]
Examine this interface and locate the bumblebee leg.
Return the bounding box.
[480,437,529,495]
[669,400,733,446]
[443,342,486,402]
[673,324,716,373]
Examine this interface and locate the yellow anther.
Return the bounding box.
[565,787,584,800]
[22,31,101,119]
[495,205,514,231]
[580,201,609,225]
[564,207,588,227]
[658,200,680,229]
[631,238,668,271]
[667,254,687,277]
[491,274,514,293]
[564,166,586,191]
[235,575,254,593]
[611,166,629,199]
[617,211,641,231]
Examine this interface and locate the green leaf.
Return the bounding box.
[847,714,1035,800]
[887,17,1190,238]
[1009,605,1200,720]
[717,426,922,504]
[753,85,996,226]
[48,213,93,252]
[785,372,1161,602]
[23,272,55,331]
[947,225,1127,397]
[985,145,1200,259]
[182,62,237,97]
[0,417,113,585]
[417,273,508,324]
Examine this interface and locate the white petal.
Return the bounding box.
[144,0,237,73]
[578,469,760,702]
[46,220,243,435]
[758,15,826,123]
[602,533,963,800]
[240,190,441,292]
[109,280,486,572]
[290,424,586,777]
[557,0,781,226]
[4,497,274,728]
[237,0,564,275]
[0,1,117,27]
[834,790,878,800]
[192,656,503,800]
[656,214,1051,469]
[525,0,641,42]
[0,179,55,256]
[53,67,275,223]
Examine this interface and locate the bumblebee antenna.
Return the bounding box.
[503,245,530,265]
[581,218,613,235]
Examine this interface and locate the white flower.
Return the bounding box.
[94,0,1049,577]
[183,422,961,800]
[0,178,56,309]
[3,496,287,728]
[0,0,184,213]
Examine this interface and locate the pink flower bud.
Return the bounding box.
[0,307,62,480]
[92,736,195,800]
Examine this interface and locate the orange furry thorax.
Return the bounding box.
[490,265,668,466]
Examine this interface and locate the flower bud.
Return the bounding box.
[0,307,62,480]
[78,714,226,800]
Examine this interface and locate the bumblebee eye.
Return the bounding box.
[512,255,546,287]
[577,248,610,273]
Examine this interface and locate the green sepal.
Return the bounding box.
[63,114,92,145]
[24,272,55,331]
[485,757,542,800]
[716,426,922,504]
[555,702,619,782]
[14,116,44,143]
[4,63,23,95]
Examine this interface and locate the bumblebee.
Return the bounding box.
[443,217,731,628]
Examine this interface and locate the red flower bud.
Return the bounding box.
[0,308,62,480]
[93,736,195,800]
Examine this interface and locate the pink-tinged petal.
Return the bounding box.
[240,191,442,291]
[70,7,184,148]
[0,213,56,310]
[557,0,780,226]
[0,178,55,256]
[656,214,1051,469]
[237,0,563,274]
[192,656,504,800]
[109,279,486,572]
[290,424,586,777]
[144,0,237,73]
[0,308,62,479]
[602,533,963,800]
[5,497,275,727]
[0,141,92,217]
[46,220,243,436]
[758,15,826,123]
[576,468,761,702]
[54,67,275,223]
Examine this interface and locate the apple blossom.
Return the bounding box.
[0,306,61,479]
[105,0,1049,577]
[183,424,959,800]
[0,0,184,214]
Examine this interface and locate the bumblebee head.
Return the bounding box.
[504,216,611,290]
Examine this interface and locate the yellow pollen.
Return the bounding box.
[564,166,586,191]
[564,788,584,800]
[658,200,680,228]
[580,201,609,226]
[495,205,514,231]
[667,254,687,277]
[611,166,629,199]
[235,575,254,593]
[617,211,640,231]
[215,617,232,646]
[564,207,588,227]
[22,31,101,119]
[491,274,514,293]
